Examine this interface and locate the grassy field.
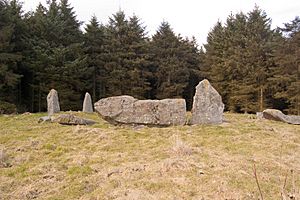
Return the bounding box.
[0,112,299,199]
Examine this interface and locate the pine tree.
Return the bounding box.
[25,0,85,111]
[180,37,202,110]
[204,7,276,113]
[224,12,251,112]
[58,0,82,45]
[240,8,274,113]
[83,15,106,101]
[22,3,50,112]
[203,21,229,106]
[104,11,128,96]
[150,22,189,99]
[0,0,25,108]
[104,11,151,98]
[271,17,300,114]
[25,1,61,112]
[47,0,84,111]
[150,21,201,106]
[125,15,151,99]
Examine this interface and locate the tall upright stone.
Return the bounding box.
[47,89,60,116]
[83,92,93,113]
[191,79,224,124]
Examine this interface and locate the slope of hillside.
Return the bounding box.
[0,112,299,199]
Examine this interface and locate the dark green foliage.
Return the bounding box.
[58,0,82,45]
[83,15,106,102]
[151,22,188,99]
[45,0,84,111]
[0,1,298,115]
[181,37,203,110]
[0,0,23,105]
[103,11,151,99]
[204,7,276,113]
[25,3,52,112]
[0,100,16,114]
[104,11,131,96]
[270,17,300,114]
[25,0,85,111]
[150,22,201,109]
[125,15,152,99]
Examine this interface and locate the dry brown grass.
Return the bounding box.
[169,135,194,157]
[0,112,299,199]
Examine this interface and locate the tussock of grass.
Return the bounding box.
[169,135,194,157]
[0,112,299,199]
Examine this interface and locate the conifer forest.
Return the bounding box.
[0,0,299,114]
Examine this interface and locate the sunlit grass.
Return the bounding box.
[0,111,299,199]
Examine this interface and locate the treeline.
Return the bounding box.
[0,0,299,114]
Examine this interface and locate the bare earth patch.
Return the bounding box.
[0,112,299,199]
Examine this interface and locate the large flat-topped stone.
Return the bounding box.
[191,79,224,124]
[94,95,186,126]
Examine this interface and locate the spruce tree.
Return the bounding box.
[104,11,129,96]
[58,0,82,45]
[203,21,229,105]
[240,8,274,113]
[22,3,50,112]
[271,17,300,114]
[104,11,151,98]
[150,22,189,99]
[150,21,200,107]
[0,9,22,102]
[180,37,202,110]
[204,7,276,113]
[83,15,106,101]
[25,0,85,111]
[125,15,151,99]
[0,0,25,109]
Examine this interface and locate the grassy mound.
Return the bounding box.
[0,112,299,199]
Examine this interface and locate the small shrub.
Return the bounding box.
[0,101,17,114]
[0,149,9,167]
[0,148,12,168]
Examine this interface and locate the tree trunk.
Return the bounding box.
[31,87,34,112]
[38,83,41,113]
[93,66,96,102]
[260,87,263,112]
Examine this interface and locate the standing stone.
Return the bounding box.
[191,79,224,125]
[82,92,93,113]
[256,112,263,120]
[47,89,60,116]
[94,95,186,126]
